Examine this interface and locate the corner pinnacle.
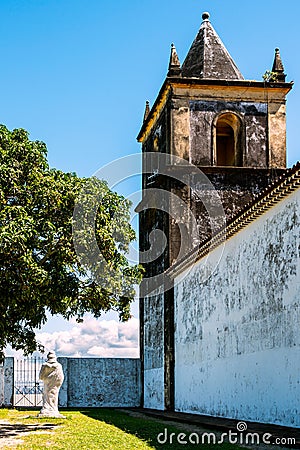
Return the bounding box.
[143,101,150,122]
[167,43,181,77]
[272,48,286,82]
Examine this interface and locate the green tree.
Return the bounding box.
[0,125,142,360]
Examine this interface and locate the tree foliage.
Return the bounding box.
[262,70,278,82]
[0,125,142,360]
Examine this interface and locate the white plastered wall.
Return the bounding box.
[174,188,300,427]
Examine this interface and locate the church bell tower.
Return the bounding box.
[138,12,293,410]
[139,12,292,168]
[138,11,292,268]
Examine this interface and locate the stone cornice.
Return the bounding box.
[137,78,293,143]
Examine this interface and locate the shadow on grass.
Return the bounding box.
[80,408,244,450]
[0,422,59,439]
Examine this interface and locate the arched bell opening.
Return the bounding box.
[213,112,243,166]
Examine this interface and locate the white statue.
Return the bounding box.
[38,351,65,418]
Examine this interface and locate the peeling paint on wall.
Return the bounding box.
[58,358,141,408]
[0,364,3,406]
[0,358,14,406]
[143,292,165,410]
[190,100,268,167]
[4,358,13,406]
[174,189,300,427]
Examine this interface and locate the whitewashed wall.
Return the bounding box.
[174,188,300,427]
[0,358,14,406]
[58,357,141,407]
[143,292,165,409]
[0,362,3,406]
[1,357,141,408]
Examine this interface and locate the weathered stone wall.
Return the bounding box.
[189,100,268,167]
[191,167,284,243]
[0,357,140,408]
[268,102,287,167]
[0,358,14,406]
[142,292,165,410]
[0,363,3,406]
[140,103,171,410]
[171,98,190,160]
[140,103,170,282]
[58,357,141,407]
[174,188,300,427]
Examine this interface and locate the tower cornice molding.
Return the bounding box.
[137,78,293,143]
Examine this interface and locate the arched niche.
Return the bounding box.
[213,112,243,166]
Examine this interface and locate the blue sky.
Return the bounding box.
[3,0,299,357]
[1,0,299,174]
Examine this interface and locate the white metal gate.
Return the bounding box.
[13,357,45,407]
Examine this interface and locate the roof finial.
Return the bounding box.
[167,43,181,77]
[143,101,150,122]
[202,12,210,21]
[271,47,286,82]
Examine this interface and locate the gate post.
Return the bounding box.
[2,357,14,406]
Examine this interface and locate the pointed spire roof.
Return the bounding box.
[181,12,244,80]
[143,101,150,122]
[168,43,181,77]
[272,48,286,82]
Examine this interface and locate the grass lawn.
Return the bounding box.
[0,408,245,449]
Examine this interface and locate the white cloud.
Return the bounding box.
[35,316,139,358]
